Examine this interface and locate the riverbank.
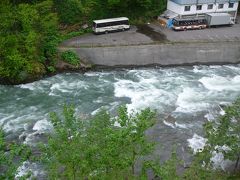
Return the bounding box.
[60,21,240,67]
[59,40,240,67]
[0,59,92,85]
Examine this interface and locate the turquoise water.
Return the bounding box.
[1,64,240,176]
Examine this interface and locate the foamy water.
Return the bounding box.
[1,65,240,176]
[1,65,240,144]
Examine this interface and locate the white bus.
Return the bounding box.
[93,17,130,34]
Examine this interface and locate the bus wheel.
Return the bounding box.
[199,26,202,30]
[122,28,125,31]
[105,31,108,34]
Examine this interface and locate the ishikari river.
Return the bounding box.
[1,64,240,177]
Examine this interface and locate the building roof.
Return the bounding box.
[206,13,231,17]
[170,0,239,5]
[162,10,178,19]
[93,17,129,24]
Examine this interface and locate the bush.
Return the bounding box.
[60,29,91,41]
[61,50,80,66]
[47,66,56,73]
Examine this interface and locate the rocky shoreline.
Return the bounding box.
[0,60,90,85]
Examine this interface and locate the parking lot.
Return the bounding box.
[61,16,240,47]
[61,26,154,47]
[151,18,240,42]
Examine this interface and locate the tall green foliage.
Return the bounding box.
[54,0,167,25]
[0,0,167,84]
[0,0,58,84]
[53,0,83,24]
[42,105,156,179]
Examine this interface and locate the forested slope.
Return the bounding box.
[0,0,166,84]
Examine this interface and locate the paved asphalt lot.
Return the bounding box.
[61,26,154,47]
[151,20,240,42]
[61,16,240,47]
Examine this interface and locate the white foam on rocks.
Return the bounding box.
[187,134,207,154]
[175,87,210,113]
[199,75,240,91]
[15,161,45,179]
[32,119,53,132]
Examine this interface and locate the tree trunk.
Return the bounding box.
[72,162,76,180]
[234,155,240,172]
[131,150,137,175]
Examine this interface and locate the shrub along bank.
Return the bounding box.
[0,0,167,85]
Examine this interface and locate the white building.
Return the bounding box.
[167,0,239,20]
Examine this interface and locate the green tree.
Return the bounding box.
[54,0,167,25]
[181,98,240,180]
[53,0,83,24]
[204,98,240,172]
[0,129,31,179]
[143,150,180,180]
[42,105,156,179]
[115,106,156,174]
[183,148,240,180]
[0,0,58,84]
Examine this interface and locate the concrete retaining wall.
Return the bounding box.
[67,41,240,67]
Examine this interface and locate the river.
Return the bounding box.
[1,64,240,177]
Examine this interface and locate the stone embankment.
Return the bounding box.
[59,22,240,67]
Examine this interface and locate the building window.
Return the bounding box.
[229,3,234,8]
[218,4,224,9]
[208,4,213,9]
[184,6,191,11]
[196,5,202,10]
